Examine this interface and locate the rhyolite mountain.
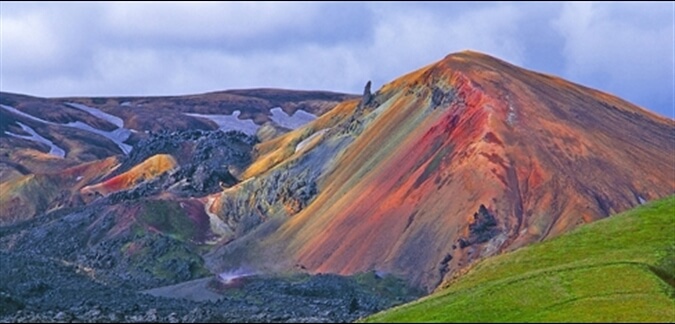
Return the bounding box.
[204,50,675,290]
[0,51,673,322]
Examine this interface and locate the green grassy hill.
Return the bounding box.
[363,196,675,323]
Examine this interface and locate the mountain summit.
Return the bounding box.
[208,51,674,290]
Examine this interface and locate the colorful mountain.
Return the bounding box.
[80,154,178,199]
[0,157,119,225]
[208,51,675,290]
[1,50,673,302]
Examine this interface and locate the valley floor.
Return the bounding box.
[0,249,420,323]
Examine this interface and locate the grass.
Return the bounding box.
[353,271,425,300]
[362,195,675,323]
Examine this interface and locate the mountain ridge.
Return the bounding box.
[206,50,674,290]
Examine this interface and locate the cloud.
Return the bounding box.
[102,2,318,47]
[100,2,373,51]
[0,2,103,81]
[553,2,674,114]
[1,9,74,75]
[362,2,526,89]
[1,2,527,97]
[0,2,672,117]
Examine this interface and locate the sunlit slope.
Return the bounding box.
[243,50,675,290]
[80,154,177,198]
[363,196,675,322]
[241,98,360,179]
[0,157,119,225]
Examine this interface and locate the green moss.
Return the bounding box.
[149,246,210,280]
[654,244,675,286]
[139,200,196,241]
[123,200,212,283]
[364,196,675,323]
[353,271,424,300]
[123,230,210,283]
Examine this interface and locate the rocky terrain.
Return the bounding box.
[0,128,421,323]
[0,250,420,323]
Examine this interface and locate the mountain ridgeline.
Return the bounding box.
[206,51,675,290]
[0,51,673,322]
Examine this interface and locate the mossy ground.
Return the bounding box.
[364,196,675,323]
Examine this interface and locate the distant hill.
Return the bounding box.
[0,88,355,225]
[0,89,356,179]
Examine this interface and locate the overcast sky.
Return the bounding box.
[1,2,673,118]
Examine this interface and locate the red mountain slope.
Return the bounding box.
[220,51,674,290]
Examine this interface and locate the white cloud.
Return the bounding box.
[0,2,672,116]
[553,2,674,111]
[102,2,320,44]
[363,3,525,89]
[68,3,527,96]
[1,11,65,72]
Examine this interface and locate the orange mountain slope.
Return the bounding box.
[80,154,177,199]
[0,157,119,225]
[211,51,675,290]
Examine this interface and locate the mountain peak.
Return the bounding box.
[219,50,675,290]
[444,49,502,60]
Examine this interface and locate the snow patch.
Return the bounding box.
[505,95,516,126]
[482,232,508,256]
[1,104,52,124]
[185,111,259,135]
[295,129,328,153]
[2,104,132,155]
[65,121,132,154]
[5,122,66,158]
[66,102,125,128]
[269,107,316,129]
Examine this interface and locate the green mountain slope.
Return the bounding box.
[363,196,675,323]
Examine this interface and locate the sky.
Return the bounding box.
[1,2,673,118]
